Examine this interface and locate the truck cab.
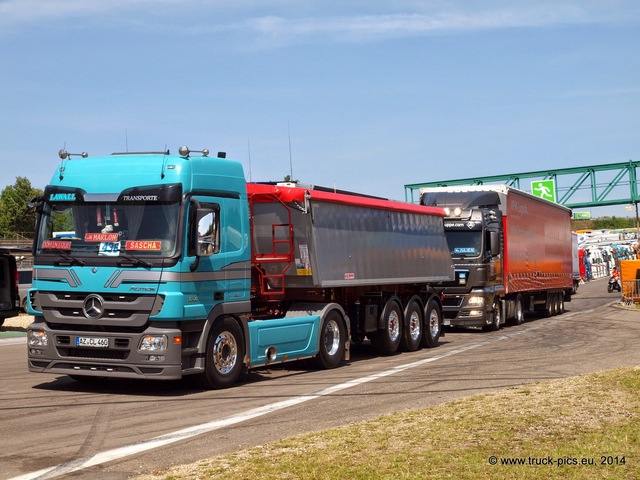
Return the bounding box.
[27,147,253,385]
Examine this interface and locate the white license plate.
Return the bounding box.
[443,319,451,326]
[76,336,109,348]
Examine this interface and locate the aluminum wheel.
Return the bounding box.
[428,306,440,339]
[514,295,524,325]
[313,310,346,369]
[322,318,341,357]
[401,299,423,352]
[371,299,403,355]
[421,298,442,348]
[213,330,238,375]
[408,309,421,343]
[387,309,401,343]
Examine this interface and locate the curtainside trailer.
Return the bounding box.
[420,185,573,330]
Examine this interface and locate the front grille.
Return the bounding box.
[442,297,463,308]
[57,347,129,360]
[38,291,162,327]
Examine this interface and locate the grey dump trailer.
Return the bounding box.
[248,182,454,355]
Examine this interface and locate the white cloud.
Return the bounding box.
[1,1,638,42]
[243,0,639,43]
[245,8,586,40]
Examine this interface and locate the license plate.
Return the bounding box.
[76,336,109,348]
[443,319,451,326]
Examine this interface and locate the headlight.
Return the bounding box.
[28,329,48,347]
[467,295,485,307]
[139,335,168,352]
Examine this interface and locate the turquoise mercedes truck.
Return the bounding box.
[27,146,453,388]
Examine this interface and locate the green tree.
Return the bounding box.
[593,216,635,230]
[0,177,42,237]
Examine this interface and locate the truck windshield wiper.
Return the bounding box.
[118,251,153,268]
[51,249,86,266]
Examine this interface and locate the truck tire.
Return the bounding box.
[483,300,501,331]
[400,298,423,352]
[543,293,554,317]
[557,293,564,314]
[370,299,402,355]
[513,295,524,325]
[312,310,346,369]
[421,298,441,348]
[198,317,244,389]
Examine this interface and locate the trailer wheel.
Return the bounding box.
[483,300,501,332]
[544,293,554,317]
[557,293,565,315]
[197,317,244,389]
[513,295,524,325]
[371,299,402,355]
[421,299,441,348]
[400,298,423,352]
[313,310,346,369]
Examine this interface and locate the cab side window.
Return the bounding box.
[190,203,220,256]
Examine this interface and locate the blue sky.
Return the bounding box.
[1,1,639,216]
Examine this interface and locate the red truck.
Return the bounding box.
[420,185,574,330]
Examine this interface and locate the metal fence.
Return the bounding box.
[622,279,640,305]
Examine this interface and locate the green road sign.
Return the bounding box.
[573,212,591,219]
[531,179,556,203]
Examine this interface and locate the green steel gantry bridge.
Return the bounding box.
[404,160,640,213]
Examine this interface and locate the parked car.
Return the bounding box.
[0,250,20,327]
[18,268,32,312]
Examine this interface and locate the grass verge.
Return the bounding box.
[139,367,639,480]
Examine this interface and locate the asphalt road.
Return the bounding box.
[1,278,638,480]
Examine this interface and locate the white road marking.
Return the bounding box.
[9,314,585,480]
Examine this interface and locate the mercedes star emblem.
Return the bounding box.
[83,294,105,319]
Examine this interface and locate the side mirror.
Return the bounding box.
[196,209,217,257]
[489,231,500,257]
[25,195,45,215]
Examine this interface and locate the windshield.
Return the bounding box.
[36,193,181,261]
[445,230,483,258]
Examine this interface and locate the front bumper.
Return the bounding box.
[27,319,185,380]
[441,293,490,327]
